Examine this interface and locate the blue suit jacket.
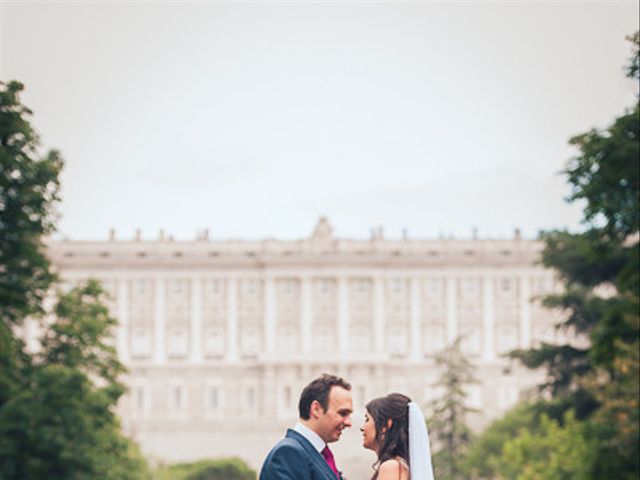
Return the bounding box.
[259,429,342,480]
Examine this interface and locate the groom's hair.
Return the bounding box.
[299,373,351,420]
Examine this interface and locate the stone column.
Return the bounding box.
[264,275,276,355]
[227,278,238,362]
[483,275,495,362]
[153,277,166,364]
[446,275,458,344]
[373,275,385,353]
[410,276,422,360]
[301,276,312,353]
[337,276,349,354]
[117,279,129,363]
[190,277,203,363]
[519,275,532,349]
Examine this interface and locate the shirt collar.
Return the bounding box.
[293,421,326,453]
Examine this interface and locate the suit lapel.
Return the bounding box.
[285,429,339,480]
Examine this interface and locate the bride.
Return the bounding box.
[360,393,435,480]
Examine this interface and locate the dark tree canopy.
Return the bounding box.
[0,80,62,326]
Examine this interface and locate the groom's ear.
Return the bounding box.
[310,400,325,419]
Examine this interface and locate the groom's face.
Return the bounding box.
[316,386,353,443]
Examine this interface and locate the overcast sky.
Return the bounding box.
[1,1,638,241]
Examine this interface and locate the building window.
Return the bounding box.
[171,385,187,412]
[278,326,297,352]
[168,328,189,358]
[205,383,223,414]
[352,326,370,352]
[170,279,186,296]
[498,278,517,298]
[240,327,260,356]
[314,327,332,353]
[131,328,152,358]
[388,326,407,356]
[204,328,225,357]
[209,387,219,410]
[391,278,404,293]
[424,278,443,298]
[245,386,256,410]
[136,388,145,410]
[243,279,259,295]
[133,386,150,413]
[136,280,148,295]
[208,280,219,293]
[461,278,480,297]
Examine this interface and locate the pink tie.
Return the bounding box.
[321,446,340,479]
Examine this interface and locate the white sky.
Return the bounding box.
[1,1,638,241]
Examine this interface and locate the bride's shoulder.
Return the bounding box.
[378,457,409,479]
[378,460,400,476]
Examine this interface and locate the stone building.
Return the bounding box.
[42,218,561,478]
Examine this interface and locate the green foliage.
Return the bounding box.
[0,364,151,480]
[153,457,255,480]
[490,411,595,480]
[0,81,151,479]
[565,106,639,240]
[463,402,538,479]
[586,339,640,479]
[40,280,127,402]
[466,405,604,479]
[505,31,640,478]
[511,101,639,410]
[0,282,152,480]
[0,80,62,326]
[0,79,61,408]
[428,338,477,480]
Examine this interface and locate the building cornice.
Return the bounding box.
[47,237,543,270]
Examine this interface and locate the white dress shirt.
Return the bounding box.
[293,421,325,453]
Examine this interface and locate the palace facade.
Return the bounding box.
[40,218,562,477]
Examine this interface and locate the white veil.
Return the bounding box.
[408,402,435,480]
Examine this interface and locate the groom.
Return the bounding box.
[259,374,353,480]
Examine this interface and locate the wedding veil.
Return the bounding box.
[408,402,435,480]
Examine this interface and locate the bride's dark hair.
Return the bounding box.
[365,393,411,480]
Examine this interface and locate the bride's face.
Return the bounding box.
[361,410,377,452]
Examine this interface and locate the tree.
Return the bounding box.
[0,80,62,409]
[39,280,127,403]
[0,281,152,480]
[428,338,478,480]
[462,402,538,479]
[153,458,256,480]
[489,411,595,480]
[0,80,62,326]
[510,32,639,477]
[0,82,150,479]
